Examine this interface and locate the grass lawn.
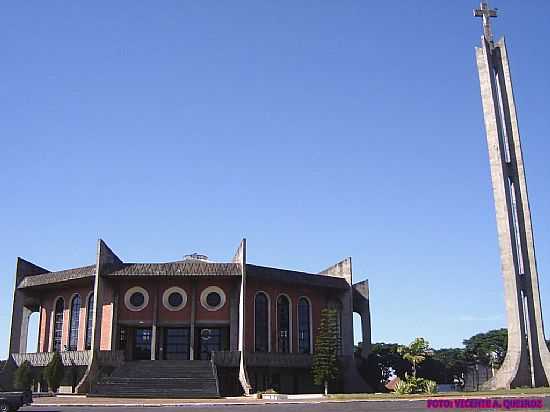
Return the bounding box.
[328,386,550,400]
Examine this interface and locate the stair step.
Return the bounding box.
[94,360,219,398]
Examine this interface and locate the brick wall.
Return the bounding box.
[244,278,329,353]
[38,285,94,352]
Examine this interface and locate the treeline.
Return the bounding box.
[356,329,550,392]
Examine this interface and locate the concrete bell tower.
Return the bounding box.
[474,1,550,388]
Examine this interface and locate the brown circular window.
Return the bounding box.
[168,292,183,307]
[200,286,226,311]
[162,287,187,311]
[130,292,145,307]
[206,292,221,307]
[124,287,149,311]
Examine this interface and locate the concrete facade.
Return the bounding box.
[475,6,550,388]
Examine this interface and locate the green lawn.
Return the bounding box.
[329,386,550,400]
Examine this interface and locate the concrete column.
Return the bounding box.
[339,290,354,357]
[190,283,196,360]
[353,280,371,358]
[9,258,48,355]
[229,282,240,351]
[10,301,32,354]
[476,37,550,388]
[233,239,251,395]
[151,285,159,360]
[111,292,119,352]
[151,325,157,361]
[37,305,43,353]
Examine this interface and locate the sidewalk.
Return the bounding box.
[30,392,548,408]
[31,395,324,407]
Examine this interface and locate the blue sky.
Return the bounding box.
[1,1,549,358]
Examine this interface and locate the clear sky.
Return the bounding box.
[1,1,549,358]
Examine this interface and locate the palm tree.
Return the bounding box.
[398,338,432,378]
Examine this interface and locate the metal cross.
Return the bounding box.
[474,2,498,42]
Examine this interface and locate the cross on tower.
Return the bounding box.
[474,2,498,43]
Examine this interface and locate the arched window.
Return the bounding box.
[85,293,94,350]
[254,292,269,352]
[277,295,290,353]
[53,298,64,352]
[69,295,81,351]
[298,298,311,353]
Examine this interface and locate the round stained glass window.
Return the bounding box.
[168,292,183,307]
[124,287,149,311]
[130,292,145,307]
[162,287,187,311]
[206,292,221,307]
[200,286,226,311]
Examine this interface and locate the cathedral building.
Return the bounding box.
[4,239,371,397]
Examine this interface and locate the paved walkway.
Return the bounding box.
[33,396,257,406]
[30,393,549,408]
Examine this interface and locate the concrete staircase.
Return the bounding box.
[93,360,219,398]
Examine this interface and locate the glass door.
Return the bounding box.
[198,328,222,360]
[164,327,190,360]
[134,327,152,360]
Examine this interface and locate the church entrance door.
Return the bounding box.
[197,327,230,360]
[163,327,190,360]
[134,327,152,360]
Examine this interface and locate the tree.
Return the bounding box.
[14,361,33,391]
[427,348,468,384]
[44,352,65,392]
[312,308,339,396]
[463,329,507,367]
[357,342,412,391]
[398,338,432,378]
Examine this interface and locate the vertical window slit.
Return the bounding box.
[521,290,536,388]
[508,177,525,275]
[494,68,512,163]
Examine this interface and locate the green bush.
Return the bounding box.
[393,374,438,395]
[424,379,438,394]
[14,361,33,391]
[394,380,412,394]
[44,352,64,393]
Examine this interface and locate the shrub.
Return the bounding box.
[423,379,438,394]
[393,374,438,395]
[394,373,437,395]
[14,361,33,391]
[394,380,412,395]
[44,352,64,393]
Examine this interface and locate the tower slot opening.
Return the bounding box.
[494,68,512,163]
[520,289,536,388]
[508,177,525,275]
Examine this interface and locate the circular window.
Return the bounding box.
[169,293,183,307]
[206,292,221,307]
[124,287,149,312]
[162,287,188,311]
[130,292,144,307]
[200,286,226,311]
